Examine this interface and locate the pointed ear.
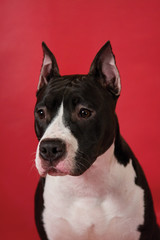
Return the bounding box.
[37,42,60,91]
[89,41,121,96]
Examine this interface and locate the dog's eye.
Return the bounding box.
[37,109,45,119]
[78,108,92,119]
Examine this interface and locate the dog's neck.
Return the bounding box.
[81,142,115,180]
[46,143,116,198]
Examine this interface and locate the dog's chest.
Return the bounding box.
[42,156,144,240]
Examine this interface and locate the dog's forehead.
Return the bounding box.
[47,74,91,91]
[44,75,102,102]
[36,74,109,112]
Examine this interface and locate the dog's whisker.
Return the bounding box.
[31,151,37,156]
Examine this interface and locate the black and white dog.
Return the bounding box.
[34,41,160,240]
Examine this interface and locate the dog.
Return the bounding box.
[34,41,160,240]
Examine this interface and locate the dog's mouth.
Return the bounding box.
[38,156,72,177]
[45,166,69,176]
[39,166,70,177]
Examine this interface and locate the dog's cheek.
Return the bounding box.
[35,143,45,176]
[34,120,47,140]
[34,120,42,140]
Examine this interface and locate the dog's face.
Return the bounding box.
[34,41,121,177]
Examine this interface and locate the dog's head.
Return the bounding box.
[34,41,121,177]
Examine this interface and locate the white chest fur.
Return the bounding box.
[42,145,144,240]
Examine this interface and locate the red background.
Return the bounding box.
[0,0,160,239]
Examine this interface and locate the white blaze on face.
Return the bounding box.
[35,102,78,176]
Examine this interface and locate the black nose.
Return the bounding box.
[39,138,66,162]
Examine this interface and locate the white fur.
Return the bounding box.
[35,103,78,176]
[42,143,144,240]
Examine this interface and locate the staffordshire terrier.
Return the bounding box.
[34,41,160,239]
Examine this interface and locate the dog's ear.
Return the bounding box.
[89,41,121,96]
[37,42,60,91]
